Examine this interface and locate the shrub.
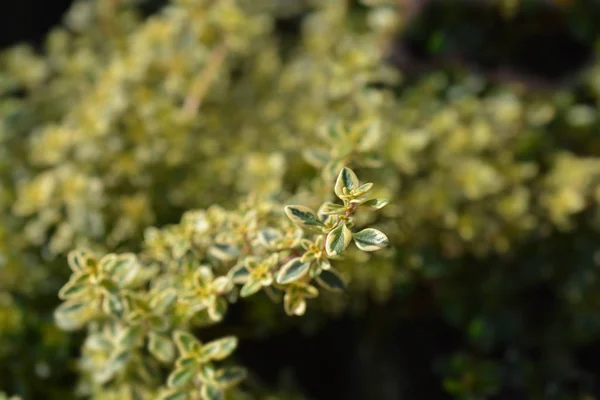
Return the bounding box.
[1,0,600,399]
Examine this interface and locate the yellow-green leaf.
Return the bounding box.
[67,250,90,273]
[199,336,237,362]
[239,279,262,298]
[102,294,124,317]
[176,356,197,369]
[302,148,330,168]
[173,331,201,355]
[161,389,188,400]
[213,366,247,388]
[208,244,240,262]
[353,228,390,251]
[58,274,90,300]
[54,300,90,331]
[228,264,249,284]
[325,223,352,257]
[200,384,223,400]
[334,167,359,199]
[151,288,178,313]
[284,205,324,229]
[167,367,195,388]
[257,227,282,247]
[319,202,346,215]
[207,297,227,322]
[362,198,389,210]
[353,182,373,197]
[316,269,346,292]
[276,258,310,284]
[148,332,175,363]
[283,293,306,316]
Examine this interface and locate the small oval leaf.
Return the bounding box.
[362,198,389,210]
[58,274,90,300]
[200,336,238,362]
[173,331,201,355]
[284,206,324,229]
[276,258,311,285]
[316,269,346,292]
[353,228,390,251]
[200,384,223,400]
[319,202,346,216]
[167,367,195,388]
[334,167,359,199]
[161,389,188,400]
[228,264,250,284]
[148,332,175,363]
[325,223,352,257]
[239,280,262,298]
[213,366,247,388]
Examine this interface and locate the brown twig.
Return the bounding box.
[181,44,227,119]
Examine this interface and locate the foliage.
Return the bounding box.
[1,0,600,399]
[53,167,389,399]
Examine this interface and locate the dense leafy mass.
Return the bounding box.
[2,0,600,399]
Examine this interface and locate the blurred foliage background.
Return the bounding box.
[2,0,600,399]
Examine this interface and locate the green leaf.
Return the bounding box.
[200,384,223,400]
[284,205,324,229]
[353,182,374,197]
[320,118,344,142]
[264,285,283,302]
[353,228,390,251]
[67,250,89,273]
[257,228,282,247]
[213,366,247,388]
[54,300,90,330]
[358,152,384,168]
[176,356,198,369]
[167,367,195,388]
[161,389,188,400]
[151,288,178,313]
[173,331,201,355]
[296,283,319,299]
[58,274,90,300]
[118,325,144,347]
[148,332,175,363]
[228,264,250,284]
[208,244,240,262]
[276,258,310,284]
[319,202,346,215]
[110,347,131,369]
[102,294,125,317]
[199,363,215,381]
[362,198,389,210]
[207,297,227,322]
[325,223,352,257]
[148,314,170,332]
[99,254,118,273]
[283,293,306,316]
[200,336,237,361]
[334,167,359,199]
[211,276,231,293]
[111,253,139,287]
[99,278,119,295]
[316,269,346,292]
[302,148,330,168]
[239,279,262,298]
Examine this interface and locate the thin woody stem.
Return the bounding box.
[182,44,228,118]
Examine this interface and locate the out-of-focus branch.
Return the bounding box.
[181,44,228,119]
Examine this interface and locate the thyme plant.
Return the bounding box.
[55,168,390,399]
[1,0,600,399]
